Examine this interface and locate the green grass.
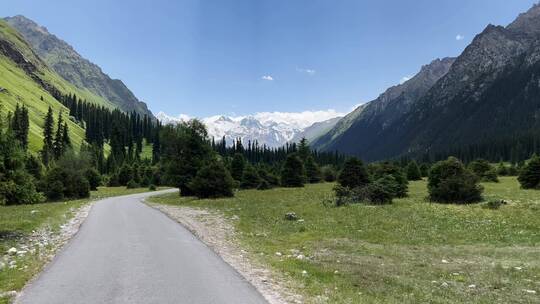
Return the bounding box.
[150,177,540,304]
[0,186,160,302]
[0,20,116,154]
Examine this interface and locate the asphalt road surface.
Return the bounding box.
[17,189,268,304]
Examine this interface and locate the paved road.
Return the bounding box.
[17,190,268,304]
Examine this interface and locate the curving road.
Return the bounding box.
[17,189,268,304]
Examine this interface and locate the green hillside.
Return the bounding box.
[0,20,116,153]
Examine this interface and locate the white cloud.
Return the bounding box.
[252,109,344,129]
[296,67,316,75]
[400,76,412,84]
[456,34,465,41]
[261,75,274,81]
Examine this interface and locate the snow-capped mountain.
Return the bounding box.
[156,110,345,147]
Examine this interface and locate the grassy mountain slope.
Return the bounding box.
[5,15,153,118]
[0,20,114,152]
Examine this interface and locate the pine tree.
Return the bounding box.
[281,153,306,187]
[518,155,540,189]
[41,106,55,166]
[240,165,261,189]
[53,111,64,159]
[231,153,245,181]
[338,158,370,189]
[406,161,422,181]
[305,156,322,183]
[62,122,71,148]
[298,137,310,162]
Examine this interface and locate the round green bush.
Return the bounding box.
[428,157,483,204]
[126,180,141,189]
[518,155,540,189]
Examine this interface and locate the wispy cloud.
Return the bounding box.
[400,76,412,84]
[296,67,316,75]
[456,34,465,41]
[261,75,274,81]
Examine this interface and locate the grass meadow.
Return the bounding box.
[151,177,540,303]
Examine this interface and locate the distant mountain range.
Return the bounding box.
[314,3,540,161]
[4,15,153,118]
[157,111,343,147]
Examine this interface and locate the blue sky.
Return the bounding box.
[4,0,539,117]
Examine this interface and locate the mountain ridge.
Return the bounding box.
[4,15,153,118]
[316,3,540,161]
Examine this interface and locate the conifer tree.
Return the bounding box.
[231,153,246,181]
[338,158,370,189]
[53,111,65,159]
[518,155,540,189]
[305,156,322,183]
[406,161,422,181]
[298,137,310,162]
[240,165,262,189]
[281,153,306,187]
[41,106,55,166]
[62,122,71,148]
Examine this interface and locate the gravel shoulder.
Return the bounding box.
[147,202,303,304]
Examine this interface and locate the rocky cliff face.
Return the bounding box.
[314,57,455,153]
[317,3,540,161]
[4,15,153,117]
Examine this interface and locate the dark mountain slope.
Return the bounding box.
[357,4,540,161]
[4,15,153,117]
[318,3,540,162]
[314,57,455,156]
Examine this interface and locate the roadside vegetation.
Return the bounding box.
[150,177,539,304]
[0,186,160,303]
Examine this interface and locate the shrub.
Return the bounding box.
[107,173,120,187]
[360,181,393,205]
[369,162,408,198]
[0,171,44,205]
[281,154,306,187]
[257,180,271,190]
[496,162,509,176]
[485,199,508,210]
[44,151,90,200]
[189,160,235,198]
[240,165,262,189]
[304,156,322,183]
[126,180,140,189]
[518,155,540,189]
[257,167,279,188]
[149,184,157,191]
[419,163,431,177]
[428,157,483,204]
[406,161,422,181]
[84,168,102,191]
[118,165,134,186]
[338,158,370,188]
[45,180,64,201]
[321,165,337,182]
[468,159,499,182]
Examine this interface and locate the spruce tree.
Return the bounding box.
[41,106,55,166]
[62,122,71,148]
[231,153,246,181]
[240,165,262,189]
[53,111,64,159]
[338,158,370,189]
[305,156,322,183]
[518,155,540,189]
[281,153,305,187]
[406,161,422,181]
[298,137,310,162]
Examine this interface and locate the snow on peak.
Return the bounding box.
[156,109,346,147]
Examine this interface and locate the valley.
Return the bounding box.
[1,2,540,304]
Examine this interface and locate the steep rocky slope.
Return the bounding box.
[5,15,153,117]
[314,57,455,155]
